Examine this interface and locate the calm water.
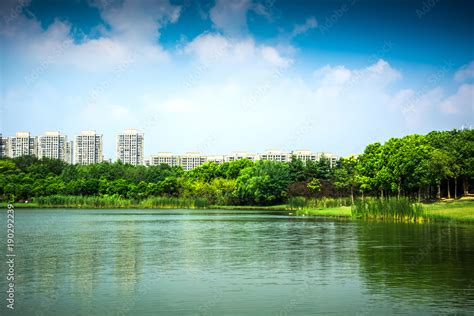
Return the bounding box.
[1,209,474,315]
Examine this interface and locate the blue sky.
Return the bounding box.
[0,0,473,159]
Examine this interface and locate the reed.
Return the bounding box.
[351,197,425,221]
[287,197,308,210]
[287,197,352,211]
[306,197,353,209]
[35,195,210,209]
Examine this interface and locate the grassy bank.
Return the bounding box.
[0,202,39,208]
[298,200,474,223]
[423,200,474,222]
[297,206,352,217]
[2,197,473,223]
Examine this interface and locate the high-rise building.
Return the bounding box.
[37,131,72,163]
[0,134,7,158]
[7,132,37,158]
[76,130,103,165]
[65,141,73,164]
[116,129,144,165]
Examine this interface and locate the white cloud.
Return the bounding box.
[184,33,292,68]
[1,0,181,71]
[2,1,471,158]
[454,61,474,82]
[313,59,401,93]
[209,0,274,36]
[161,97,196,114]
[209,0,252,35]
[291,17,317,38]
[440,84,474,114]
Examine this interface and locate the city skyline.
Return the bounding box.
[1,0,473,159]
[0,129,340,167]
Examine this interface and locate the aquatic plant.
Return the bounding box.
[352,197,425,221]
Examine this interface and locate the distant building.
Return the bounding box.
[291,150,339,167]
[0,134,7,158]
[7,132,37,158]
[319,152,339,168]
[179,152,206,171]
[291,150,318,162]
[149,152,179,167]
[65,141,73,164]
[258,150,290,163]
[76,130,103,165]
[37,131,72,163]
[206,155,225,165]
[116,129,144,165]
[224,152,257,162]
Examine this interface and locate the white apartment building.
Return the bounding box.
[291,150,318,162]
[206,155,225,165]
[224,152,257,162]
[0,134,7,158]
[258,150,291,162]
[116,129,144,166]
[146,150,339,170]
[179,152,206,171]
[318,152,339,168]
[291,150,339,167]
[150,152,179,167]
[76,130,103,165]
[7,132,37,158]
[37,131,72,163]
[66,141,73,164]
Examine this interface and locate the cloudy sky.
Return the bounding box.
[0,0,473,159]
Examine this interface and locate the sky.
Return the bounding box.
[0,0,473,160]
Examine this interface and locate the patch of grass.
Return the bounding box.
[210,204,287,211]
[300,200,474,223]
[297,206,352,217]
[0,202,39,208]
[424,201,474,222]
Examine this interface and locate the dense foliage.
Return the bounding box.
[0,129,472,206]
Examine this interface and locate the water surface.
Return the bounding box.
[1,209,473,315]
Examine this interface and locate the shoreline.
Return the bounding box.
[2,200,473,223]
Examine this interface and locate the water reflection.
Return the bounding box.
[356,221,474,314]
[0,209,473,315]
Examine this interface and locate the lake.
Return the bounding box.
[1,208,474,315]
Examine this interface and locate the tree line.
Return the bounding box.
[0,129,472,206]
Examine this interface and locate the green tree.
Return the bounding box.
[235,160,291,205]
[289,157,306,182]
[307,178,322,196]
[334,156,358,203]
[428,149,453,199]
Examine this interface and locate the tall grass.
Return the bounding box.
[352,197,425,221]
[307,197,352,208]
[287,197,307,210]
[35,195,210,209]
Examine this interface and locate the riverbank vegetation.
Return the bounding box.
[0,129,472,220]
[297,199,474,222]
[352,197,424,221]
